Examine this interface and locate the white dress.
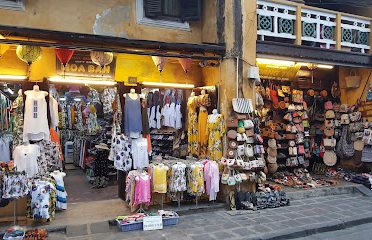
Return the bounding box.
[23,90,50,142]
[13,144,41,178]
[49,95,59,129]
[131,137,149,169]
[50,171,67,210]
[175,103,182,129]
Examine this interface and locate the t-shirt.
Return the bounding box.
[13,144,41,178]
[131,137,149,169]
[23,90,50,142]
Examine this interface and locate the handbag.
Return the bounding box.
[237,145,245,157]
[350,122,363,132]
[246,129,254,137]
[270,84,279,105]
[227,130,237,139]
[325,119,334,128]
[232,98,253,114]
[336,125,355,158]
[323,150,337,166]
[243,119,254,129]
[255,145,262,155]
[234,170,242,183]
[298,145,305,154]
[236,156,245,167]
[292,89,303,103]
[349,112,361,122]
[324,138,336,148]
[245,144,254,157]
[324,127,335,137]
[227,118,238,128]
[221,168,229,184]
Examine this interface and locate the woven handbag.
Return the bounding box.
[232,98,253,114]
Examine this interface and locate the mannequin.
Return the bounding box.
[190,91,195,98]
[124,88,138,100]
[199,90,207,111]
[187,91,199,157]
[18,89,22,96]
[33,84,40,91]
[208,109,220,123]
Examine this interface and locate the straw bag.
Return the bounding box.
[323,150,337,166]
[232,98,253,114]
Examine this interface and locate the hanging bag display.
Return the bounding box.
[232,98,253,114]
[245,144,254,157]
[227,169,237,186]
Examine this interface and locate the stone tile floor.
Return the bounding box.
[49,193,372,240]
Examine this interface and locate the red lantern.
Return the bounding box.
[178,58,192,73]
[55,48,75,67]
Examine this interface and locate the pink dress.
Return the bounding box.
[134,174,151,206]
[203,161,220,201]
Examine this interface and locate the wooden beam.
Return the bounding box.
[295,5,302,45]
[335,13,342,50]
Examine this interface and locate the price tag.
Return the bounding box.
[143,216,163,231]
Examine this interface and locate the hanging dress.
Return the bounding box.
[187,163,205,196]
[12,94,24,149]
[197,94,211,157]
[124,94,143,135]
[206,114,225,161]
[23,90,50,142]
[187,96,199,156]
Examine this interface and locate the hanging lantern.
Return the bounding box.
[0,44,9,58]
[55,48,75,67]
[16,45,42,65]
[90,51,113,68]
[152,56,167,72]
[178,58,192,73]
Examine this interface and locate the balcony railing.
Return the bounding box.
[257,0,371,53]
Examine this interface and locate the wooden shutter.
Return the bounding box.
[144,0,162,18]
[181,0,202,21]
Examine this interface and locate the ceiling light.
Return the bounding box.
[7,88,14,95]
[73,98,82,102]
[256,58,295,67]
[59,97,66,101]
[48,76,117,86]
[142,82,195,89]
[317,64,334,69]
[297,62,334,69]
[0,75,27,81]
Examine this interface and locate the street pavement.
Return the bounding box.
[294,222,372,240]
[49,193,372,240]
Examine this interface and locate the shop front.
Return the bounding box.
[0,25,227,232]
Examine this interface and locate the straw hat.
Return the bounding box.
[95,143,110,150]
[268,139,277,149]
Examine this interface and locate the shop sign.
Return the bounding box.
[56,51,116,78]
[143,216,163,231]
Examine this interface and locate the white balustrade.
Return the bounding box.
[257,0,296,40]
[341,15,370,53]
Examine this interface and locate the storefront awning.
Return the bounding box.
[0,25,225,60]
[257,40,372,68]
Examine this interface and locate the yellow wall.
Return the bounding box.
[201,66,220,86]
[0,46,213,86]
[339,66,371,105]
[115,54,203,85]
[0,0,206,44]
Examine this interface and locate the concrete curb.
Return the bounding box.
[258,212,372,240]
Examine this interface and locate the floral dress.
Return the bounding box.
[187,96,198,156]
[187,163,205,196]
[111,134,132,172]
[101,88,117,119]
[169,163,187,192]
[11,95,24,149]
[206,114,225,161]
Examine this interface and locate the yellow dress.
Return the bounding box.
[188,163,205,196]
[187,96,199,156]
[206,114,225,161]
[153,165,167,193]
[197,94,211,157]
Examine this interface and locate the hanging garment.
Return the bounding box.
[23,90,50,142]
[187,163,205,196]
[60,100,67,129]
[2,173,29,199]
[50,171,67,210]
[111,134,132,172]
[124,94,143,134]
[35,140,54,177]
[0,136,11,162]
[134,174,151,206]
[12,94,24,148]
[131,138,149,169]
[153,165,168,193]
[141,99,150,135]
[101,88,117,119]
[198,109,208,157]
[50,128,63,161]
[187,96,199,156]
[175,103,182,129]
[49,95,59,129]
[30,180,55,220]
[156,105,161,129]
[169,163,187,192]
[204,160,220,201]
[206,114,226,161]
[13,144,41,178]
[94,149,109,177]
[73,101,83,131]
